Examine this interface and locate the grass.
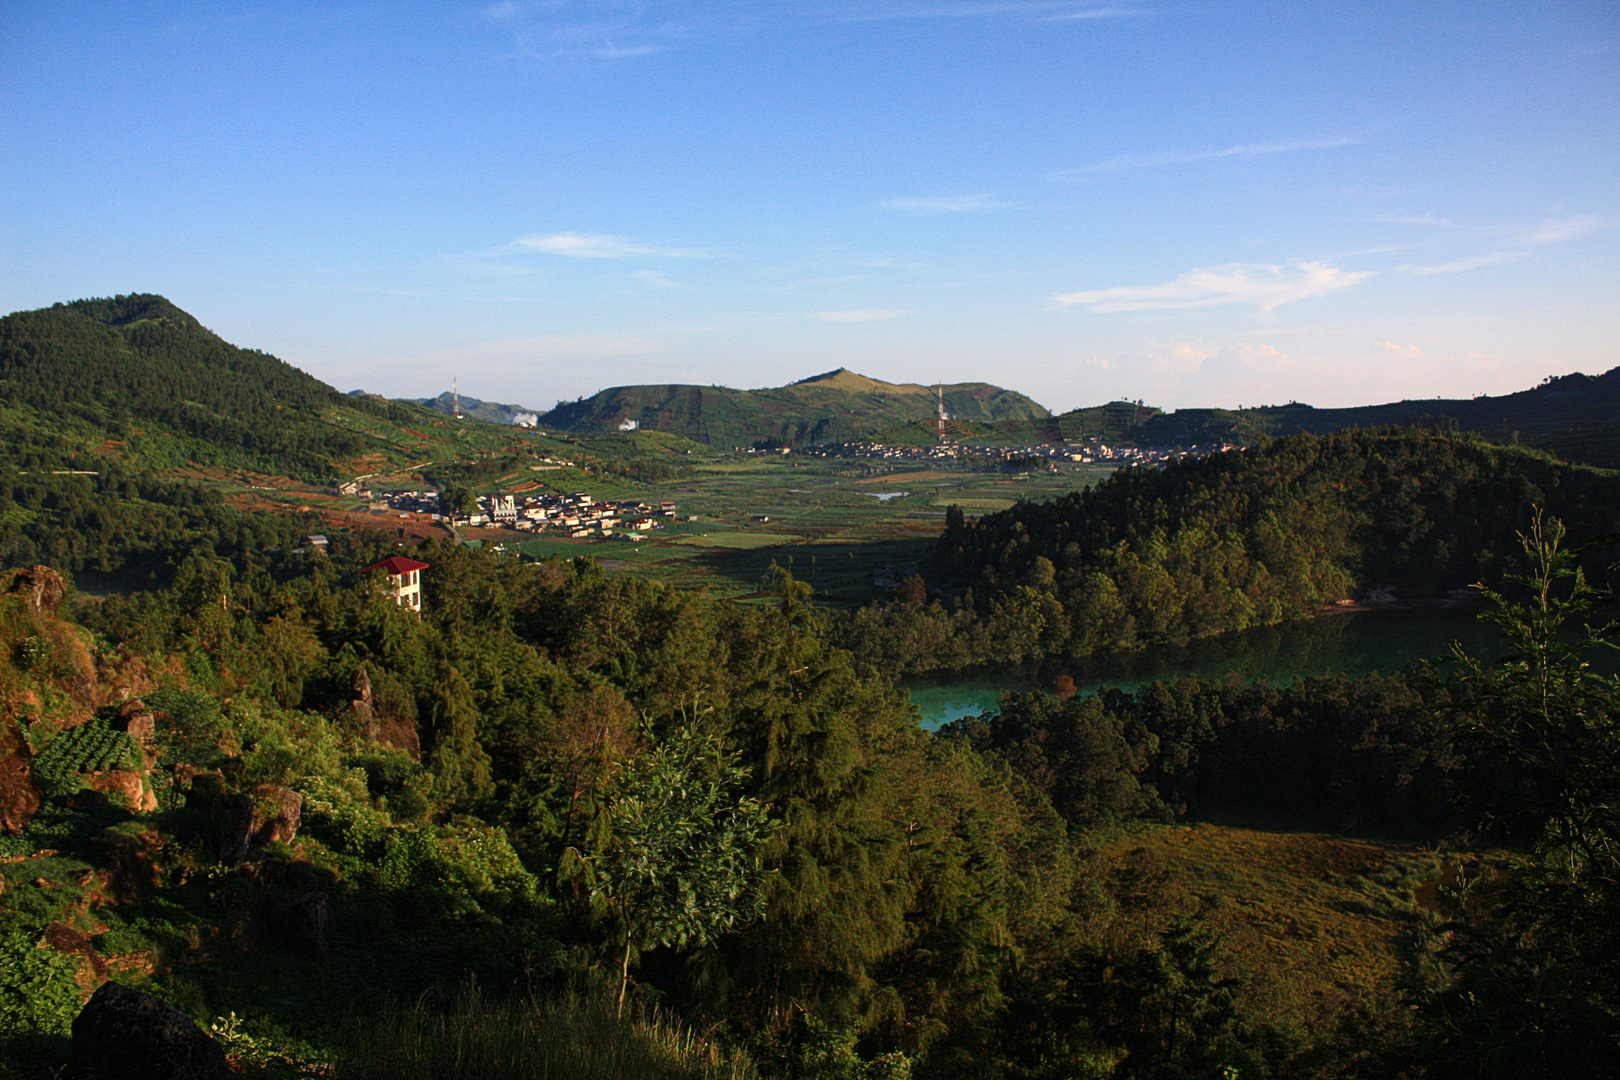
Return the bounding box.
[1093,812,1444,1033]
[668,532,799,550]
[336,982,757,1080]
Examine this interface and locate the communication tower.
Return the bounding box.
[936,383,950,443]
[452,377,463,420]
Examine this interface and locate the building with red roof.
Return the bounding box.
[362,556,429,613]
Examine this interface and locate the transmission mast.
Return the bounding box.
[936,382,949,443]
[452,377,463,420]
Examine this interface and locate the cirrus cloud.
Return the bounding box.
[497,232,711,259]
[1054,260,1371,313]
[880,193,1013,214]
[813,308,912,322]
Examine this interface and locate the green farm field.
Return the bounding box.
[502,456,1119,603]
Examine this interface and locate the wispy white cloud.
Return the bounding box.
[1402,251,1524,276]
[828,2,1142,21]
[631,269,688,288]
[1398,215,1602,275]
[1378,340,1425,358]
[484,1,519,19]
[1050,136,1361,178]
[588,42,663,58]
[813,308,912,322]
[1054,261,1370,313]
[1522,214,1602,246]
[498,232,711,259]
[1374,213,1457,227]
[1045,6,1145,18]
[880,193,1013,214]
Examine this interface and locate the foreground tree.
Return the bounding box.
[570,711,774,1016]
[1415,514,1620,1076]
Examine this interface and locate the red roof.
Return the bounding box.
[361,556,429,575]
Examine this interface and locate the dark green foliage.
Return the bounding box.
[0,295,386,481]
[849,429,1620,675]
[1411,517,1620,1075]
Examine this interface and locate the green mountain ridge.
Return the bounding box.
[1041,368,1620,469]
[539,367,1052,446]
[0,294,411,482]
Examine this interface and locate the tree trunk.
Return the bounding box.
[617,932,633,1019]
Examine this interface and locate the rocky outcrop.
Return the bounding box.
[350,665,419,759]
[251,784,302,846]
[114,698,158,769]
[0,714,41,834]
[88,769,158,813]
[219,792,256,866]
[377,715,421,760]
[43,921,109,989]
[66,982,230,1080]
[3,564,67,614]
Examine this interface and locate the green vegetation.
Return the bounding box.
[843,429,1620,675]
[540,368,1049,447]
[3,296,1618,1076]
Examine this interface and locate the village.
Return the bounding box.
[802,438,1237,467]
[361,489,681,541]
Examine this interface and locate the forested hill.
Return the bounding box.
[0,294,409,481]
[1057,366,1620,469]
[539,367,1049,446]
[844,430,1620,673]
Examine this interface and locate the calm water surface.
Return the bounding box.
[903,611,1507,731]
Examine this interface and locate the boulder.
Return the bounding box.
[219,792,255,865]
[66,982,230,1080]
[114,702,156,747]
[4,565,67,614]
[88,769,157,813]
[251,784,303,846]
[352,665,372,705]
[350,698,379,740]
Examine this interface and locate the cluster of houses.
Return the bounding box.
[372,489,678,540]
[802,439,1237,468]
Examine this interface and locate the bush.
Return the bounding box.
[0,924,84,1039]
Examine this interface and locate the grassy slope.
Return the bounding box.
[1097,813,1444,1034]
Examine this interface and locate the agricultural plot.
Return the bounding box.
[498,457,1118,603]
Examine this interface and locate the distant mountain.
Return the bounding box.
[539,368,1050,446]
[1042,367,1620,470]
[395,390,540,427]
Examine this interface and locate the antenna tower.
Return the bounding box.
[936,382,948,443]
[453,377,463,420]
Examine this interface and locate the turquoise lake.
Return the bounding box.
[902,610,1510,730]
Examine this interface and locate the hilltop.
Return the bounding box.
[538,367,1050,446]
[395,390,540,427]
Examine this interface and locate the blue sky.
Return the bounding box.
[2,1,1615,413]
